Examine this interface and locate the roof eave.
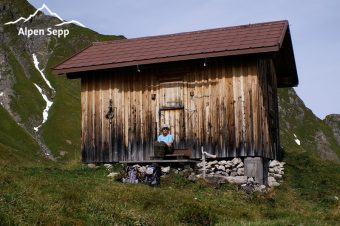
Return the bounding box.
[53,46,280,75]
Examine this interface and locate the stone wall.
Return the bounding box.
[101,157,285,193]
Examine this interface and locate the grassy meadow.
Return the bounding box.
[0,149,339,225]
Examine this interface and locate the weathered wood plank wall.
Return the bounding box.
[80,58,279,163]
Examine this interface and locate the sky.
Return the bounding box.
[27,0,340,119]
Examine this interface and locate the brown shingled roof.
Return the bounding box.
[53,20,298,87]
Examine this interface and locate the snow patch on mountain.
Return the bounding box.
[33,83,53,132]
[32,54,55,91]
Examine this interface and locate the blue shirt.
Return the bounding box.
[157,134,173,143]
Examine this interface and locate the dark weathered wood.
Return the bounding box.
[80,57,280,163]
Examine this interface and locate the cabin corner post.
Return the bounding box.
[244,157,269,185]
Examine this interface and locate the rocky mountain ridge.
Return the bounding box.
[325,114,340,146]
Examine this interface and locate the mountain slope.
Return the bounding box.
[324,114,340,146]
[278,88,340,162]
[0,0,123,162]
[0,105,43,165]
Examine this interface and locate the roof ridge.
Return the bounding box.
[93,20,288,46]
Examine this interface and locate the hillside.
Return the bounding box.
[0,0,123,162]
[278,88,340,162]
[0,1,339,225]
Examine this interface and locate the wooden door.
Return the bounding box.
[159,81,185,148]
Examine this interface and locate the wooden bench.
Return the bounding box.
[165,148,192,159]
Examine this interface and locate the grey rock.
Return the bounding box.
[217,165,226,171]
[87,164,97,168]
[196,162,204,168]
[219,160,228,165]
[226,176,247,185]
[161,166,170,174]
[273,174,282,180]
[225,163,233,168]
[236,162,244,168]
[230,171,238,177]
[314,130,340,162]
[107,172,119,178]
[196,174,203,179]
[208,160,218,167]
[232,158,242,165]
[269,160,279,168]
[204,175,227,185]
[268,181,280,187]
[104,164,113,170]
[187,173,197,182]
[268,176,276,182]
[247,177,255,183]
[237,168,244,176]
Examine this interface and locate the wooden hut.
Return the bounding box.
[54,20,298,165]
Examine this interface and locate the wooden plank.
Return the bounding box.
[150,72,156,158]
[219,61,226,157]
[232,63,239,156]
[88,73,95,162]
[225,62,233,157]
[249,62,257,156]
[239,63,245,156]
[242,63,250,156]
[80,77,88,162]
[94,74,101,162]
[125,72,130,160]
[137,72,143,160]
[101,73,109,162]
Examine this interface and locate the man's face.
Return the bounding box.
[162,128,169,136]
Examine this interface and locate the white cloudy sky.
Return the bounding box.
[28,0,340,119]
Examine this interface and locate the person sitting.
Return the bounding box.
[153,124,174,157]
[157,124,173,148]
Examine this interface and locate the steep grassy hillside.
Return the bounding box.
[0,105,46,166]
[0,0,123,162]
[278,88,340,162]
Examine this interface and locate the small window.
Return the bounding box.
[159,81,184,108]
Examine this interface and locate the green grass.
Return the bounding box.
[6,46,45,129]
[0,105,50,166]
[0,151,339,225]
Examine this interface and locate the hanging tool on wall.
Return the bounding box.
[105,99,114,156]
